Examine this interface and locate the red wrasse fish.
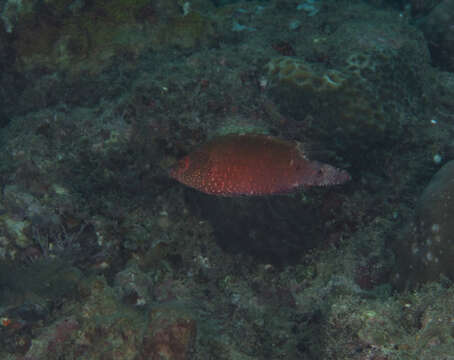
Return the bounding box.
[170,133,350,196]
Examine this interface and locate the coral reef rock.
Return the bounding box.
[393,160,454,289]
[422,0,454,71]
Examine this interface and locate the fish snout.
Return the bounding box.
[312,163,351,186]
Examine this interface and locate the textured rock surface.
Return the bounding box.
[141,307,197,360]
[422,0,454,71]
[265,11,429,162]
[4,0,216,76]
[393,160,454,288]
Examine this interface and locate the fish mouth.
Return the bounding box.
[329,169,351,185]
[334,169,351,184]
[316,167,351,186]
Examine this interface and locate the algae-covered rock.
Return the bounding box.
[265,13,428,159]
[9,0,217,76]
[1,215,32,249]
[324,283,454,358]
[422,0,454,72]
[266,56,390,144]
[433,71,454,117]
[393,160,454,289]
[150,11,216,50]
[141,306,197,360]
[13,0,152,74]
[0,185,64,257]
[410,0,442,16]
